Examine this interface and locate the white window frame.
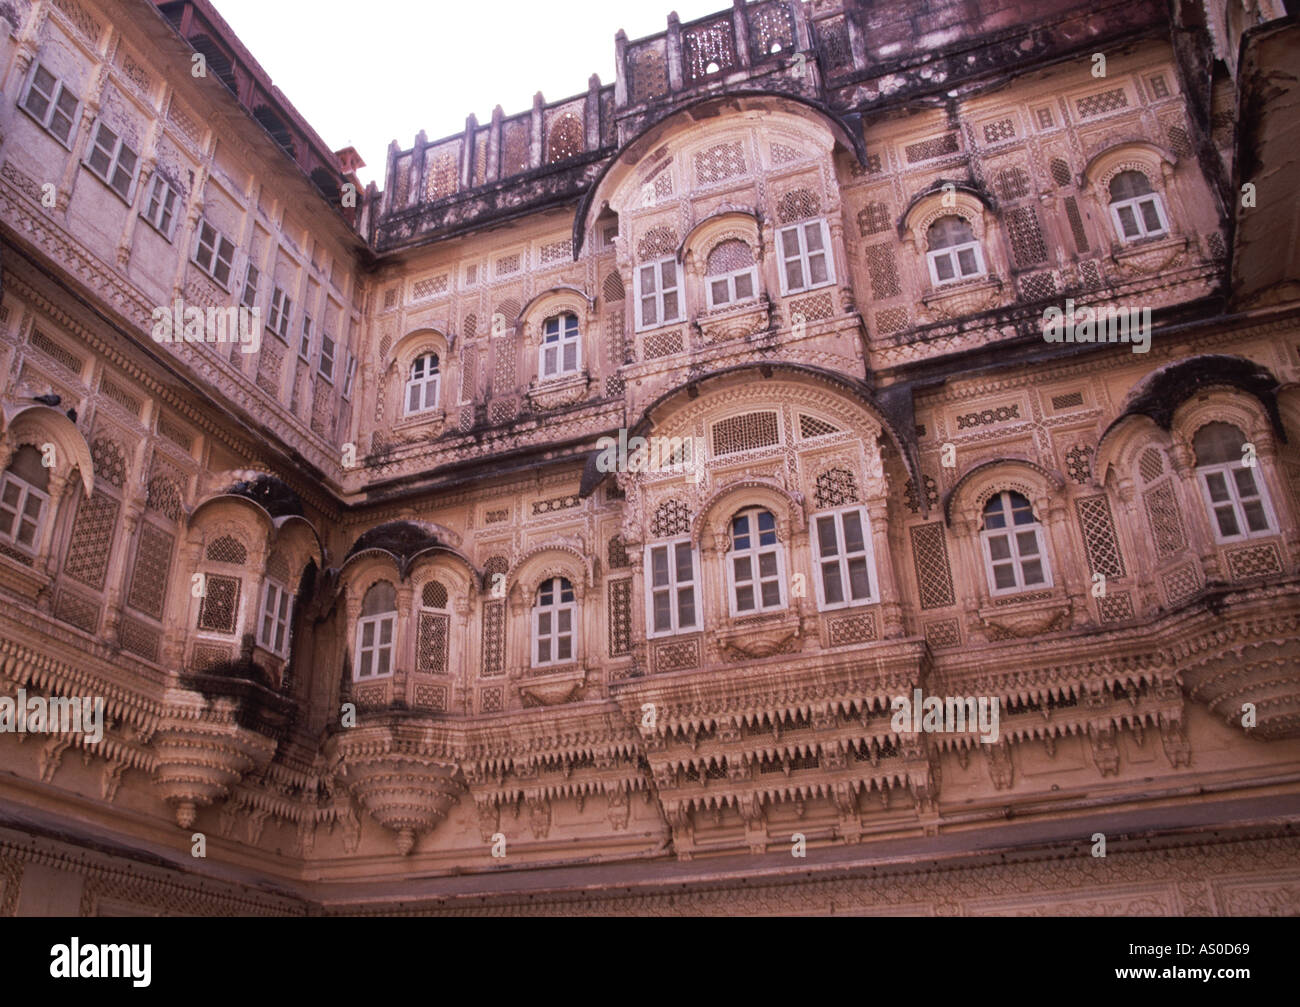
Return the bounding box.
[705,262,759,310]
[644,538,700,637]
[979,491,1053,597]
[404,352,440,415]
[1109,192,1170,243]
[257,579,293,658]
[811,505,879,611]
[726,506,787,616]
[141,174,179,239]
[21,62,79,148]
[776,219,835,295]
[267,286,292,340]
[192,219,237,289]
[342,352,357,401]
[634,257,682,331]
[1197,461,1276,543]
[0,472,49,556]
[238,262,260,310]
[318,332,336,383]
[926,240,986,286]
[539,312,581,380]
[83,120,139,201]
[532,577,577,668]
[353,611,396,680]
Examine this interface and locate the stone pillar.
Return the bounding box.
[460,114,477,191]
[867,498,905,638]
[666,13,684,92]
[530,93,544,170]
[487,105,503,183]
[844,8,867,70]
[1041,493,1086,626]
[731,0,751,67]
[613,31,629,108]
[453,596,474,713]
[584,75,601,152]
[788,0,811,52]
[1169,440,1222,580]
[627,546,648,673]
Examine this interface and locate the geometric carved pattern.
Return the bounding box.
[791,290,835,322]
[876,306,909,334]
[643,328,684,359]
[903,475,940,515]
[814,467,860,509]
[924,618,962,649]
[480,685,504,713]
[1007,206,1047,266]
[984,118,1016,144]
[1050,157,1072,186]
[995,166,1030,201]
[205,535,247,565]
[651,499,691,538]
[29,327,85,374]
[481,600,506,676]
[653,636,697,671]
[694,141,746,185]
[864,243,901,299]
[1097,590,1135,622]
[904,133,959,163]
[1065,444,1093,483]
[417,611,449,674]
[63,491,120,590]
[146,475,183,522]
[798,414,839,438]
[1051,391,1084,411]
[712,411,779,455]
[1162,562,1200,606]
[413,683,447,712]
[54,587,100,634]
[636,226,678,261]
[956,404,1019,429]
[422,580,448,608]
[197,574,241,634]
[910,522,956,609]
[1224,542,1283,580]
[827,610,876,646]
[858,202,890,236]
[90,437,126,487]
[1064,196,1089,253]
[608,578,632,658]
[1143,480,1187,558]
[1139,448,1164,484]
[1020,271,1056,301]
[119,616,161,663]
[127,523,173,621]
[1077,89,1127,117]
[682,16,737,82]
[776,188,820,224]
[1076,495,1126,578]
[191,643,232,672]
[607,534,630,569]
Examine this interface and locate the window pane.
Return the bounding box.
[379,619,393,645]
[407,384,421,412]
[1215,505,1239,537]
[735,584,754,611]
[662,291,679,320]
[538,611,551,634]
[780,229,801,256]
[377,646,390,675]
[848,557,871,599]
[1204,471,1230,502]
[558,609,571,633]
[987,535,1011,561]
[17,519,36,546]
[993,563,1017,589]
[733,555,752,581]
[641,297,657,325]
[544,346,557,375]
[563,342,577,371]
[803,224,823,251]
[651,546,669,587]
[653,590,672,632]
[558,637,572,661]
[1015,530,1039,556]
[760,580,781,607]
[711,279,729,304]
[784,259,804,290]
[816,515,838,556]
[1021,558,1044,584]
[1139,199,1163,232]
[734,273,753,300]
[809,252,828,285]
[640,266,656,294]
[842,512,865,553]
[538,639,551,663]
[678,586,695,627]
[660,261,676,288]
[758,552,777,577]
[361,622,375,646]
[359,651,372,678]
[956,247,977,275]
[674,543,693,582]
[732,514,750,547]
[2,482,20,508]
[1117,205,1140,238]
[822,562,843,604]
[934,253,955,281]
[1243,500,1269,532]
[1232,467,1259,497]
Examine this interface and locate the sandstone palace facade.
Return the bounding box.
[0,0,1297,916]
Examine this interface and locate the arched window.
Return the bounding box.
[540,312,580,379]
[926,215,985,285]
[980,491,1052,595]
[0,445,50,556]
[532,577,576,667]
[405,352,440,415]
[705,240,758,309]
[1194,422,1274,540]
[257,576,294,658]
[727,507,785,615]
[354,581,397,680]
[645,537,699,637]
[1108,171,1168,242]
[812,505,877,610]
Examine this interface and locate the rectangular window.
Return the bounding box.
[142,175,179,238]
[22,63,79,146]
[728,509,786,615]
[193,220,236,288]
[777,220,834,294]
[540,313,580,379]
[1199,464,1274,542]
[1110,195,1169,243]
[84,121,139,200]
[812,507,877,610]
[0,474,48,554]
[257,580,293,657]
[318,333,335,382]
[299,314,313,360]
[342,352,357,401]
[267,287,292,340]
[240,262,260,309]
[645,539,699,636]
[707,267,759,309]
[927,243,986,286]
[354,614,395,679]
[635,257,681,330]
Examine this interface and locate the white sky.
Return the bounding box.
[210,0,730,186]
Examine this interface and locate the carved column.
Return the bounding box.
[627,547,648,673]
[666,13,684,92]
[867,497,904,638]
[1169,439,1222,580]
[393,580,415,706]
[453,596,474,713]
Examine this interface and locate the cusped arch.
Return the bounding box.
[943,457,1066,529]
[509,543,592,602]
[1170,386,1280,459]
[1083,141,1178,195]
[1,404,93,495]
[518,285,595,343]
[1094,413,1171,490]
[389,327,451,380]
[678,207,762,269]
[900,181,996,246]
[693,477,805,550]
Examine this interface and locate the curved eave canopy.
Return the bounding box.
[1,404,93,495]
[941,457,1064,526]
[573,91,868,257]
